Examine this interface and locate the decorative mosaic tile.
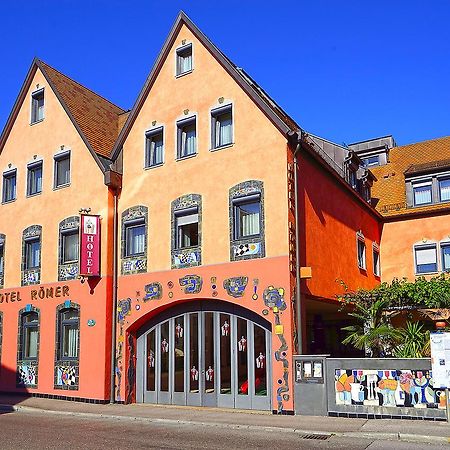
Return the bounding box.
[144,282,163,301]
[179,275,203,294]
[223,276,248,298]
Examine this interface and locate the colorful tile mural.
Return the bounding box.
[223,276,248,298]
[335,369,445,409]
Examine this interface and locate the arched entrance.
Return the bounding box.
[136,300,272,410]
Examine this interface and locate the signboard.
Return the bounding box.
[79,214,101,277]
[430,332,450,388]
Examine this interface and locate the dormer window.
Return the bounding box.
[176,44,193,76]
[439,177,450,202]
[31,89,44,124]
[412,180,432,206]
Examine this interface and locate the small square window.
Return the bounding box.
[373,246,380,276]
[176,44,193,76]
[177,117,197,159]
[175,208,199,249]
[211,105,233,149]
[27,161,43,196]
[2,170,16,203]
[233,195,261,240]
[439,178,450,202]
[125,220,145,256]
[31,89,44,123]
[413,180,432,206]
[25,238,40,270]
[145,128,164,167]
[54,152,71,188]
[62,230,79,264]
[442,244,450,272]
[357,237,366,270]
[415,245,437,274]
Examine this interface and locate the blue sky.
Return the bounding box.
[2,0,450,146]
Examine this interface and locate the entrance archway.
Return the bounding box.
[136,300,272,410]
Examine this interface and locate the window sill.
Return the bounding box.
[175,69,193,78]
[1,198,16,205]
[26,192,42,198]
[176,153,197,162]
[210,143,234,152]
[144,162,164,170]
[124,253,146,258]
[175,245,199,251]
[30,118,44,126]
[53,183,71,191]
[415,271,439,276]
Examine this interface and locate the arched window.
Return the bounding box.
[58,216,79,281]
[21,225,42,286]
[17,306,40,387]
[55,302,80,390]
[229,181,265,261]
[121,206,148,275]
[171,194,202,269]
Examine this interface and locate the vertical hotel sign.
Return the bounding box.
[79,214,101,276]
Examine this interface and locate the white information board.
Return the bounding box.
[430,332,450,388]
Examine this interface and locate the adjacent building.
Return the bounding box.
[0,12,449,414]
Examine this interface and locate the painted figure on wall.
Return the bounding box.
[221,320,230,337]
[335,369,441,408]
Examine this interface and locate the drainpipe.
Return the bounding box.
[289,131,303,354]
[104,169,121,404]
[110,190,119,403]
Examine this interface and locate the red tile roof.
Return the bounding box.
[371,136,450,217]
[39,61,126,158]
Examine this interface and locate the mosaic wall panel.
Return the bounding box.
[121,206,148,275]
[16,305,40,388]
[54,301,80,390]
[21,225,42,286]
[58,216,79,281]
[171,194,202,269]
[335,369,445,409]
[229,180,265,261]
[0,233,5,288]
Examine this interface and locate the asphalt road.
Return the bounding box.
[0,409,447,450]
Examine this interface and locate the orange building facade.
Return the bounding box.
[1,13,449,413]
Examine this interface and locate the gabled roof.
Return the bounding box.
[110,11,300,160]
[371,135,450,217]
[0,58,126,173]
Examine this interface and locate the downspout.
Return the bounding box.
[289,131,303,354]
[104,169,121,404]
[110,189,119,403]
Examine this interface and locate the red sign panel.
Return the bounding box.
[79,214,101,277]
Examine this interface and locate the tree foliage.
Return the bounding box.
[337,274,450,357]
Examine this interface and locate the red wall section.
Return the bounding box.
[115,256,295,412]
[297,152,382,301]
[0,278,111,400]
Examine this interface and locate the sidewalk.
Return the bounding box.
[1,395,450,446]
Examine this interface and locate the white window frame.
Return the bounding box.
[61,228,79,264]
[414,243,438,275]
[175,207,199,249]
[356,233,366,270]
[24,237,41,270]
[412,179,433,206]
[440,241,450,272]
[372,243,381,277]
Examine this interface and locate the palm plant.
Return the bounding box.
[342,297,402,357]
[393,321,430,358]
